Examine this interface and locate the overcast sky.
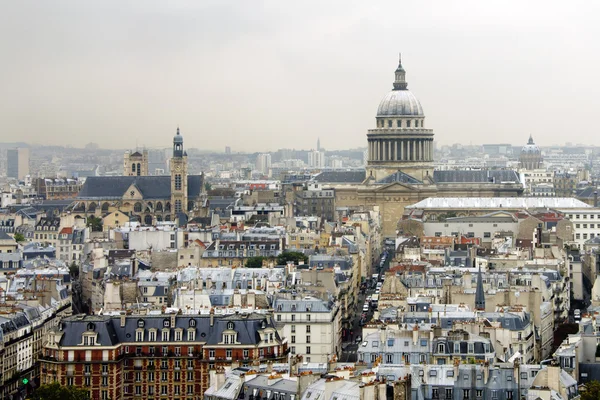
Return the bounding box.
[1,1,599,151]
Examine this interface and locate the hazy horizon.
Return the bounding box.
[1,1,599,152]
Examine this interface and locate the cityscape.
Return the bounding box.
[2,2,600,400]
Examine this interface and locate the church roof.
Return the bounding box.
[313,170,366,183]
[433,170,519,183]
[77,175,203,200]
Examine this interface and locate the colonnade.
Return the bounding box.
[368,139,433,162]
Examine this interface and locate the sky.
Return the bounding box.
[1,1,599,152]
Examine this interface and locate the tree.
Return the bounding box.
[277,251,309,266]
[13,232,25,242]
[69,261,79,279]
[581,380,600,400]
[31,382,89,400]
[204,182,212,192]
[87,216,103,232]
[246,256,266,268]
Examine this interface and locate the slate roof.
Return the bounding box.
[433,170,520,183]
[58,313,280,347]
[376,170,423,185]
[312,170,366,184]
[273,297,333,313]
[77,175,203,200]
[576,186,597,199]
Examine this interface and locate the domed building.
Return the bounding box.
[367,56,434,181]
[520,135,542,170]
[313,55,524,237]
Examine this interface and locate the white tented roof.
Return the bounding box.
[406,197,591,210]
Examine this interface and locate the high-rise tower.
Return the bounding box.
[170,127,188,218]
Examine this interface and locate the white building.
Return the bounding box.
[272,296,341,363]
[308,150,325,169]
[255,153,272,176]
[559,208,600,249]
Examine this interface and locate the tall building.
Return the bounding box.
[170,127,189,217]
[123,149,149,176]
[366,54,434,181]
[7,148,30,179]
[225,146,231,154]
[255,153,272,175]
[308,150,325,168]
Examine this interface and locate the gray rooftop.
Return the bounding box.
[78,175,203,200]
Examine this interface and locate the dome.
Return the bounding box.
[173,127,183,143]
[377,90,424,117]
[521,135,540,154]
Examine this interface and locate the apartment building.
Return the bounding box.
[272,296,342,363]
[40,312,287,400]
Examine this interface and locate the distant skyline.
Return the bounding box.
[1,1,599,151]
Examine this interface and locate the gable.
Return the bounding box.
[123,183,144,201]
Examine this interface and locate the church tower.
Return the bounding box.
[475,264,486,311]
[124,149,149,176]
[170,127,188,218]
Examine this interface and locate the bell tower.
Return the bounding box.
[170,127,188,218]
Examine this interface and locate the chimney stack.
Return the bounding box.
[594,191,598,207]
[120,313,126,327]
[210,308,214,326]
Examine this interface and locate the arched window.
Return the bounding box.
[165,202,171,212]
[156,202,163,212]
[137,163,141,176]
[134,202,142,213]
[397,120,401,128]
[132,164,136,173]
[175,174,182,190]
[101,202,109,213]
[144,215,152,225]
[88,202,97,212]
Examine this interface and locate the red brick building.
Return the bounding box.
[40,312,287,400]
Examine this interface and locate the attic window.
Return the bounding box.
[163,319,170,328]
[137,320,145,328]
[189,319,196,327]
[227,322,235,330]
[87,323,95,331]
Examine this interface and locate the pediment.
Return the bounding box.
[123,183,144,200]
[373,181,419,192]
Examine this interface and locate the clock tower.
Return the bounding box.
[170,127,188,219]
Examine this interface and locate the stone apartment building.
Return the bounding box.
[40,312,287,400]
[272,296,342,364]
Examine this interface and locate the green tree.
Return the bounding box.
[581,380,600,400]
[31,382,89,400]
[246,256,266,268]
[87,216,103,232]
[277,251,309,265]
[204,182,213,192]
[13,232,25,242]
[69,261,79,279]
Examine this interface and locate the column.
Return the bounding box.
[420,140,424,161]
[390,140,395,161]
[379,141,383,161]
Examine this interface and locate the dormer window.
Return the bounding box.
[187,330,196,341]
[137,319,145,328]
[163,319,170,328]
[227,322,235,330]
[162,330,169,341]
[136,330,144,342]
[189,319,196,328]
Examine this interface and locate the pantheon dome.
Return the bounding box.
[366,56,434,181]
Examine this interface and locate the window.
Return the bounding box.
[397,120,402,127]
[446,389,452,399]
[463,389,470,399]
[507,391,513,400]
[307,315,311,322]
[243,349,249,358]
[388,120,392,128]
[484,232,491,238]
[306,346,311,354]
[291,325,296,333]
[420,339,427,347]
[150,331,156,341]
[476,390,483,398]
[175,174,182,190]
[277,315,281,321]
[291,315,295,321]
[175,200,182,213]
[226,349,232,358]
[306,336,311,343]
[432,389,439,399]
[291,336,295,343]
[136,331,143,342]
[407,120,411,127]
[306,326,311,333]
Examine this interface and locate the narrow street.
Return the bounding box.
[340,245,393,362]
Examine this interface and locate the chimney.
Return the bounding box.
[210,308,214,326]
[377,381,387,399]
[247,292,256,309]
[594,191,598,207]
[483,361,490,383]
[412,324,419,345]
[170,312,176,327]
[120,313,126,327]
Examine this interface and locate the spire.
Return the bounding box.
[393,53,408,90]
[475,263,485,311]
[177,126,180,135]
[528,135,534,145]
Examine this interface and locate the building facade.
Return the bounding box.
[7,148,30,180]
[124,150,149,177]
[40,313,287,400]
